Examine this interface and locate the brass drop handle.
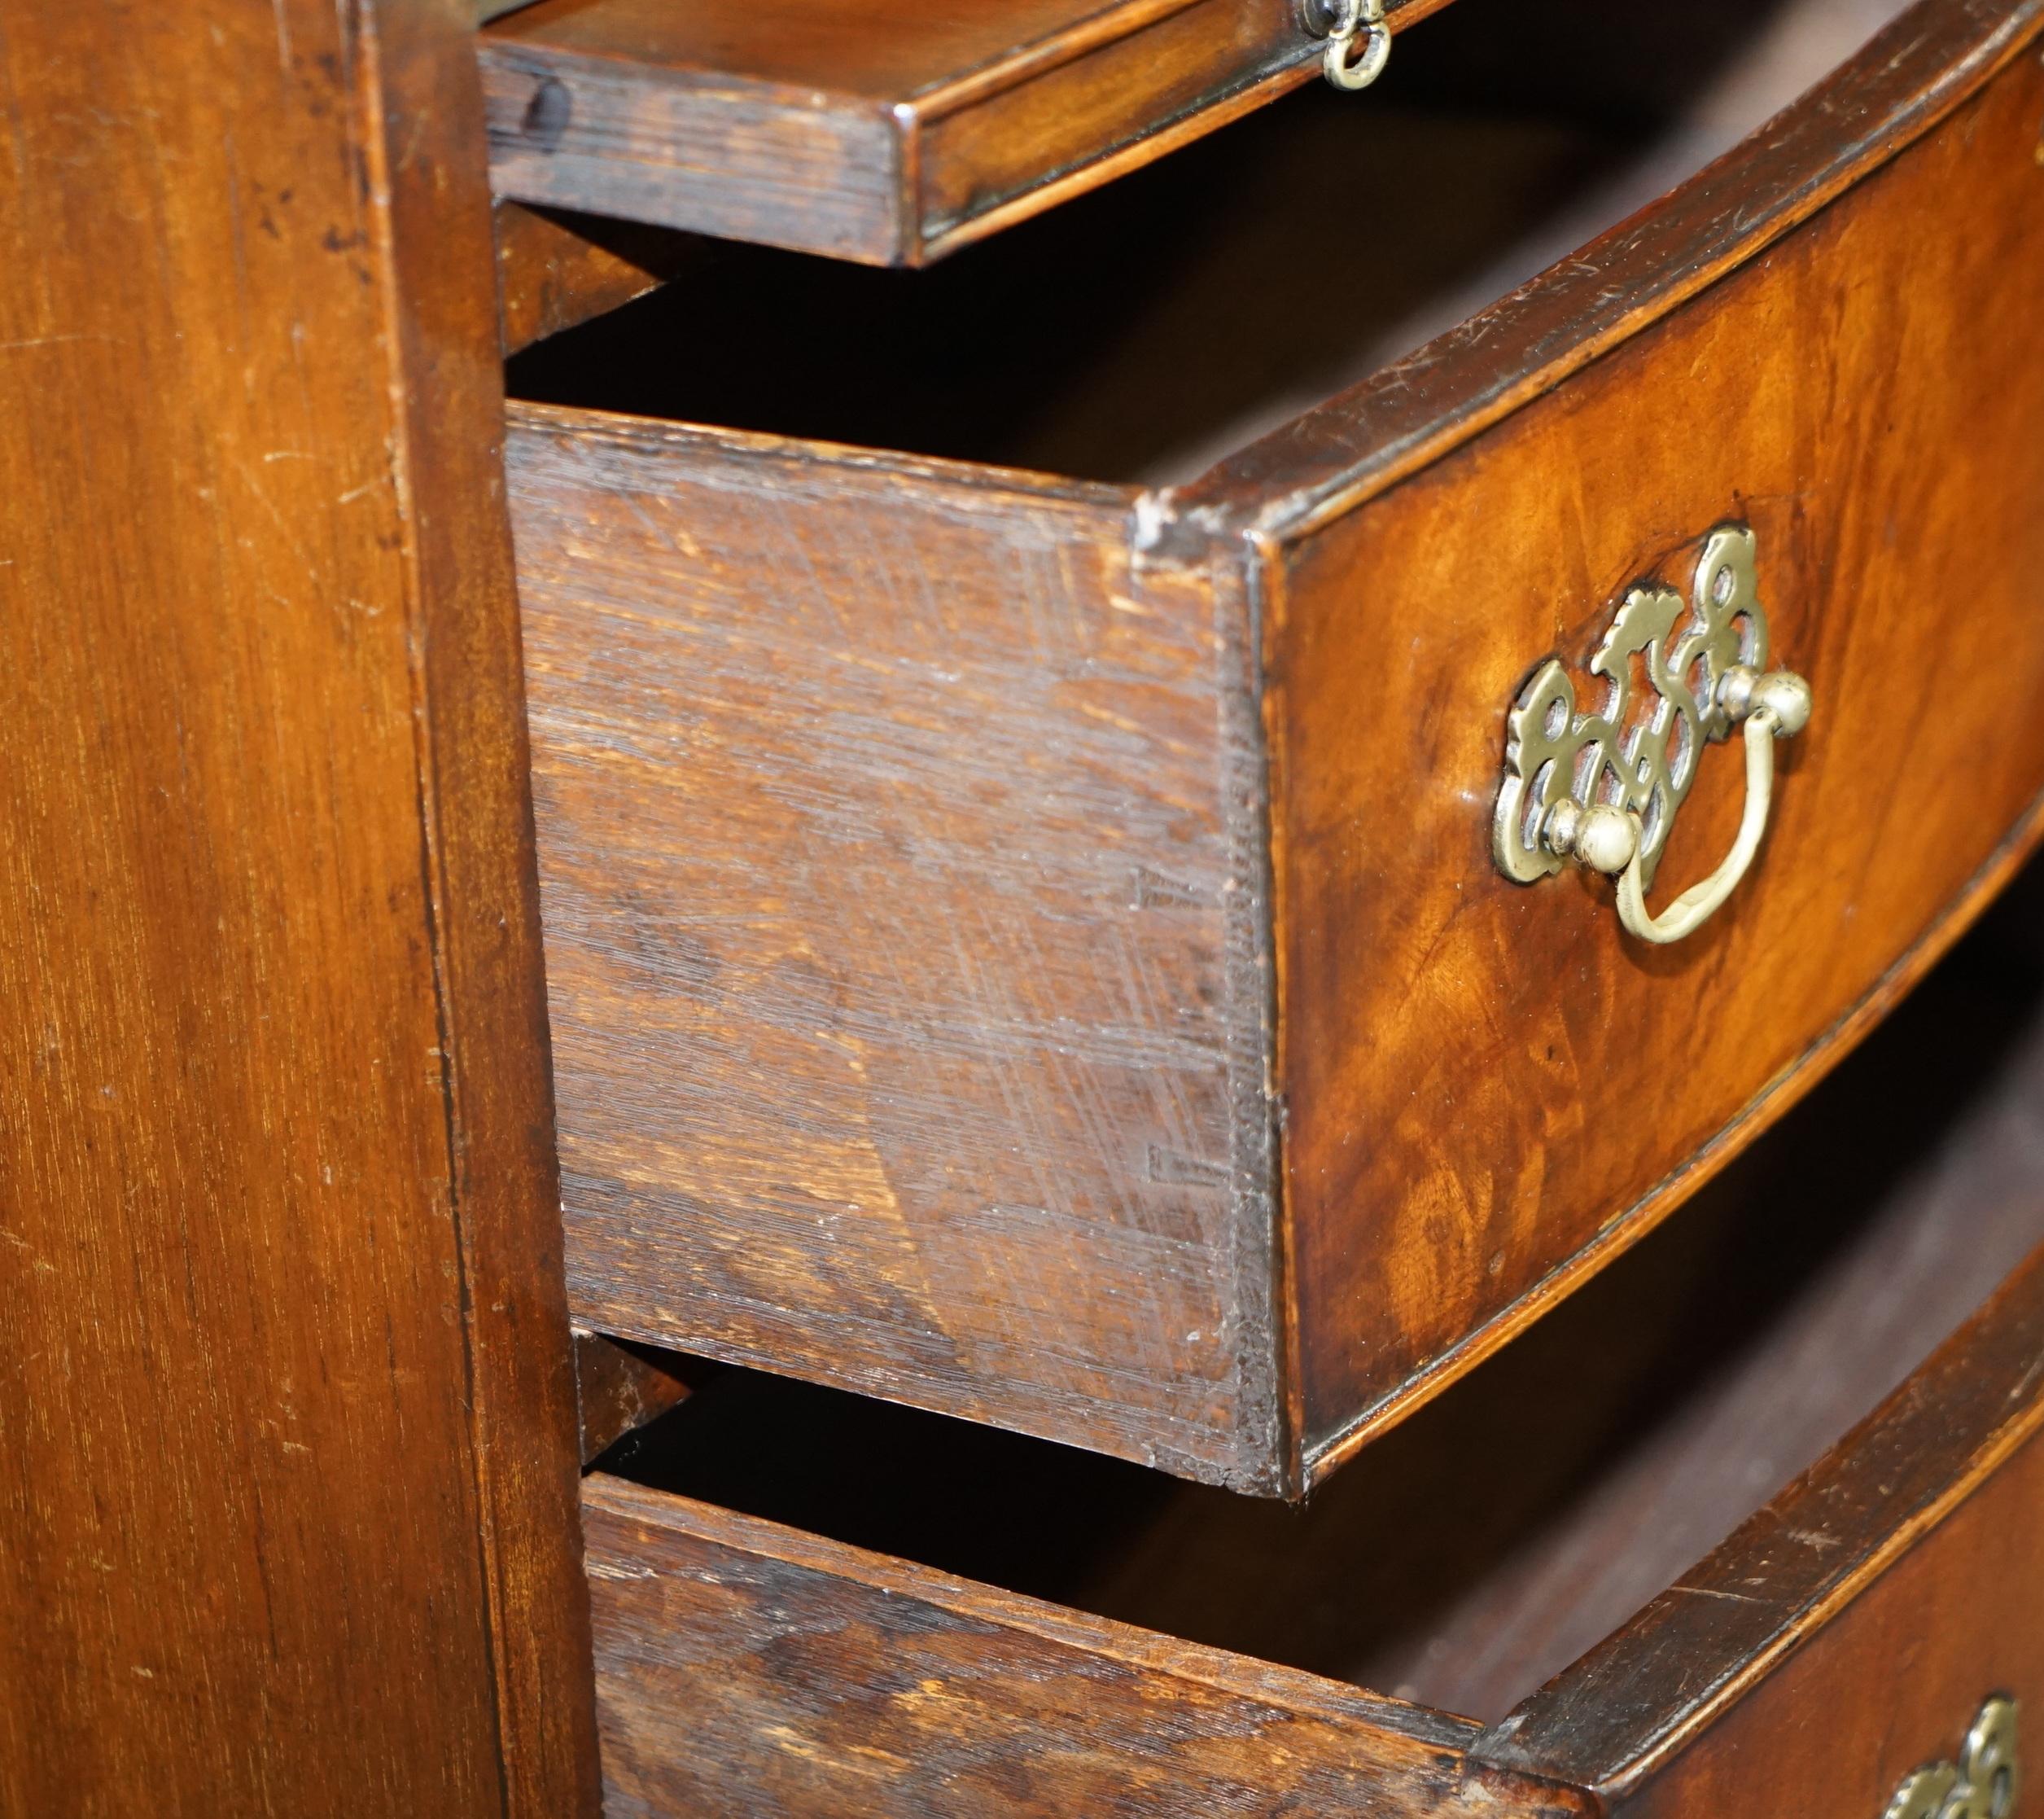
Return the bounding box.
[1548,666,1812,945]
[1493,525,1813,946]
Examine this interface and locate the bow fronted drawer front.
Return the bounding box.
[508,0,2044,1493]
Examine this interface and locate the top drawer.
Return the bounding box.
[506,0,2044,1494]
[478,0,1451,265]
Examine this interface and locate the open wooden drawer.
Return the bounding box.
[506,0,2044,1493]
[586,1279,2044,1818]
[577,888,2044,1815]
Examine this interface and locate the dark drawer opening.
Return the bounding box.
[590,853,2044,1726]
[505,0,1913,489]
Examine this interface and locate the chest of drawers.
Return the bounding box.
[9,0,2044,1812]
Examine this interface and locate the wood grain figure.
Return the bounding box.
[1263,16,2044,1471]
[0,0,599,1811]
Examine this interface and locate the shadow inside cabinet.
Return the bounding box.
[507,0,1915,489]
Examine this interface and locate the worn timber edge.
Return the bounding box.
[366,4,605,1808]
[506,400,1137,515]
[479,0,1455,268]
[1477,1238,2044,1793]
[582,1474,1487,1749]
[1209,547,1293,1490]
[1146,0,2044,555]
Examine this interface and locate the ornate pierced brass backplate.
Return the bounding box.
[1492,524,1813,945]
[1883,1697,2021,1819]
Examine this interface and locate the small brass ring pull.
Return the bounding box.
[1493,525,1814,947]
[1320,0,1391,90]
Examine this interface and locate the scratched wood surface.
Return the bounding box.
[1258,19,2044,1475]
[477,0,1456,265]
[513,0,2044,1492]
[580,1476,1591,1819]
[0,0,597,1812]
[510,414,1283,1489]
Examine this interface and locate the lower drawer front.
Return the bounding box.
[1536,1427,2044,1818]
[582,1230,2044,1816]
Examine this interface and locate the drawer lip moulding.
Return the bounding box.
[508,0,2044,1494]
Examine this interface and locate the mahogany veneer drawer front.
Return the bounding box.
[509,1,2044,1493]
[581,1231,2044,1819]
